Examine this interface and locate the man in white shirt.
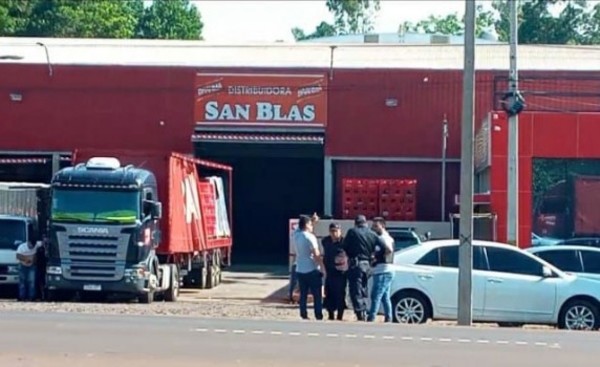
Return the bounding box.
[368,217,395,322]
[16,239,42,301]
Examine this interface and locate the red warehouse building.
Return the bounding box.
[476,110,600,248]
[1,38,599,263]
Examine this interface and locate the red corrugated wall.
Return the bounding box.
[326,69,495,159]
[489,111,600,248]
[0,64,196,153]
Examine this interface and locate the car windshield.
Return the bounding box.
[51,189,140,224]
[0,219,26,250]
[390,232,420,251]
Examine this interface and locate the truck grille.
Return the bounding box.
[56,224,131,281]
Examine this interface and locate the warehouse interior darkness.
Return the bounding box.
[195,137,324,265]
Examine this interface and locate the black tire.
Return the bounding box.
[164,265,179,302]
[391,291,431,324]
[138,290,154,304]
[185,266,207,289]
[214,251,222,286]
[558,299,600,331]
[197,265,207,289]
[206,260,215,289]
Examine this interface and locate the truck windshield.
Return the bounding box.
[0,219,26,250]
[51,189,140,224]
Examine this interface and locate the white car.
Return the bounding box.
[527,245,600,281]
[389,240,600,330]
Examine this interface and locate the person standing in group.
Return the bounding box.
[293,214,326,320]
[368,217,395,322]
[289,213,320,304]
[15,236,43,302]
[322,222,348,321]
[342,215,380,321]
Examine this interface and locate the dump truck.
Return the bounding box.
[45,150,232,303]
[0,182,50,286]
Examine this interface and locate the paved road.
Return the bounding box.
[0,311,596,367]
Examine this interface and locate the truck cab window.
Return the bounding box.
[143,191,153,217]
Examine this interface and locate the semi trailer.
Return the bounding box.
[45,150,232,303]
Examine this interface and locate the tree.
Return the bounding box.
[402,4,496,38]
[6,0,141,38]
[138,0,203,40]
[292,21,336,41]
[0,0,203,40]
[291,0,380,41]
[0,0,35,36]
[326,0,381,34]
[402,0,600,45]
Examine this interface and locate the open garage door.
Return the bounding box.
[193,129,324,265]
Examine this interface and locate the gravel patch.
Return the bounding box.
[0,299,555,330]
[0,299,300,320]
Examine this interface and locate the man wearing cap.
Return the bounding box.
[342,215,381,321]
[322,222,347,321]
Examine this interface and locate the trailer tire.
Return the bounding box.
[213,250,222,287]
[164,265,179,302]
[206,260,215,289]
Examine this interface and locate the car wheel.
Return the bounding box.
[559,299,600,331]
[392,292,430,324]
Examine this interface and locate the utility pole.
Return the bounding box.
[507,0,519,246]
[457,0,476,327]
[441,115,449,221]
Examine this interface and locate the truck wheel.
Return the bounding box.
[198,265,207,289]
[214,251,222,286]
[164,265,179,302]
[206,260,215,289]
[138,290,154,304]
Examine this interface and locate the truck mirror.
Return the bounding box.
[151,202,163,220]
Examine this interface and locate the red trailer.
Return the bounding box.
[66,149,233,292]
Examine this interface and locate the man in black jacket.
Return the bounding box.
[342,215,381,321]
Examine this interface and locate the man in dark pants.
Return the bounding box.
[322,222,347,321]
[293,215,326,320]
[342,215,380,321]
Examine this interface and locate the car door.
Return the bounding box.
[414,244,486,319]
[482,246,557,323]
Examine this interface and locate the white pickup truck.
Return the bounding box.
[0,183,50,286]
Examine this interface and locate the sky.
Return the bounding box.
[192,0,467,43]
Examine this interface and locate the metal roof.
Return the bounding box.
[299,32,501,45]
[1,37,600,70]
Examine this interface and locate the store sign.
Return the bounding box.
[195,73,328,126]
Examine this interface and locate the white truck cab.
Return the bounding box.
[0,215,34,285]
